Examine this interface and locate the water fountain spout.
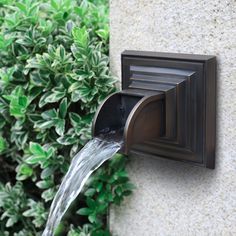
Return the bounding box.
[92,50,216,169]
[92,89,165,155]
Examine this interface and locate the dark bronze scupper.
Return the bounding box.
[92,51,216,169]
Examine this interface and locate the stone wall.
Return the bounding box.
[109,0,236,235]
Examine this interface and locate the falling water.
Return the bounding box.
[42,135,122,236]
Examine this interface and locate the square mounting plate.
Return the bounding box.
[121,50,216,169]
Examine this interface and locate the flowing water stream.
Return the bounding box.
[42,135,122,236]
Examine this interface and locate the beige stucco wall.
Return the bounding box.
[109,0,236,235]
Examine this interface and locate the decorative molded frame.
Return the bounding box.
[122,51,216,169]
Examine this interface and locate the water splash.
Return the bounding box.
[42,136,122,236]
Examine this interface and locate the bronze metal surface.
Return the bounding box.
[92,51,216,169]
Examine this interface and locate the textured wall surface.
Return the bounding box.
[109,0,236,235]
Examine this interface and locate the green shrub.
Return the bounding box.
[0,0,134,235]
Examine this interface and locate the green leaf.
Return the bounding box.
[57,135,77,145]
[30,71,48,87]
[96,29,109,41]
[6,218,16,227]
[25,156,46,165]
[86,198,96,210]
[115,186,123,197]
[7,87,29,118]
[16,163,33,181]
[88,214,98,224]
[0,35,14,50]
[44,90,66,104]
[41,167,55,179]
[122,183,136,191]
[71,90,81,102]
[84,188,96,197]
[15,2,27,14]
[122,190,133,196]
[29,87,42,101]
[46,147,55,158]
[69,112,81,125]
[29,142,46,158]
[68,82,80,92]
[51,0,59,10]
[41,109,58,119]
[26,142,52,165]
[35,120,55,129]
[0,136,7,153]
[59,98,68,119]
[55,119,65,136]
[0,116,6,129]
[97,204,108,213]
[19,164,33,176]
[36,179,53,189]
[57,45,66,60]
[22,199,47,228]
[72,27,88,48]
[42,188,55,202]
[94,182,102,193]
[39,88,66,107]
[77,208,92,216]
[117,170,129,178]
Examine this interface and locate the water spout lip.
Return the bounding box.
[92,91,120,137]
